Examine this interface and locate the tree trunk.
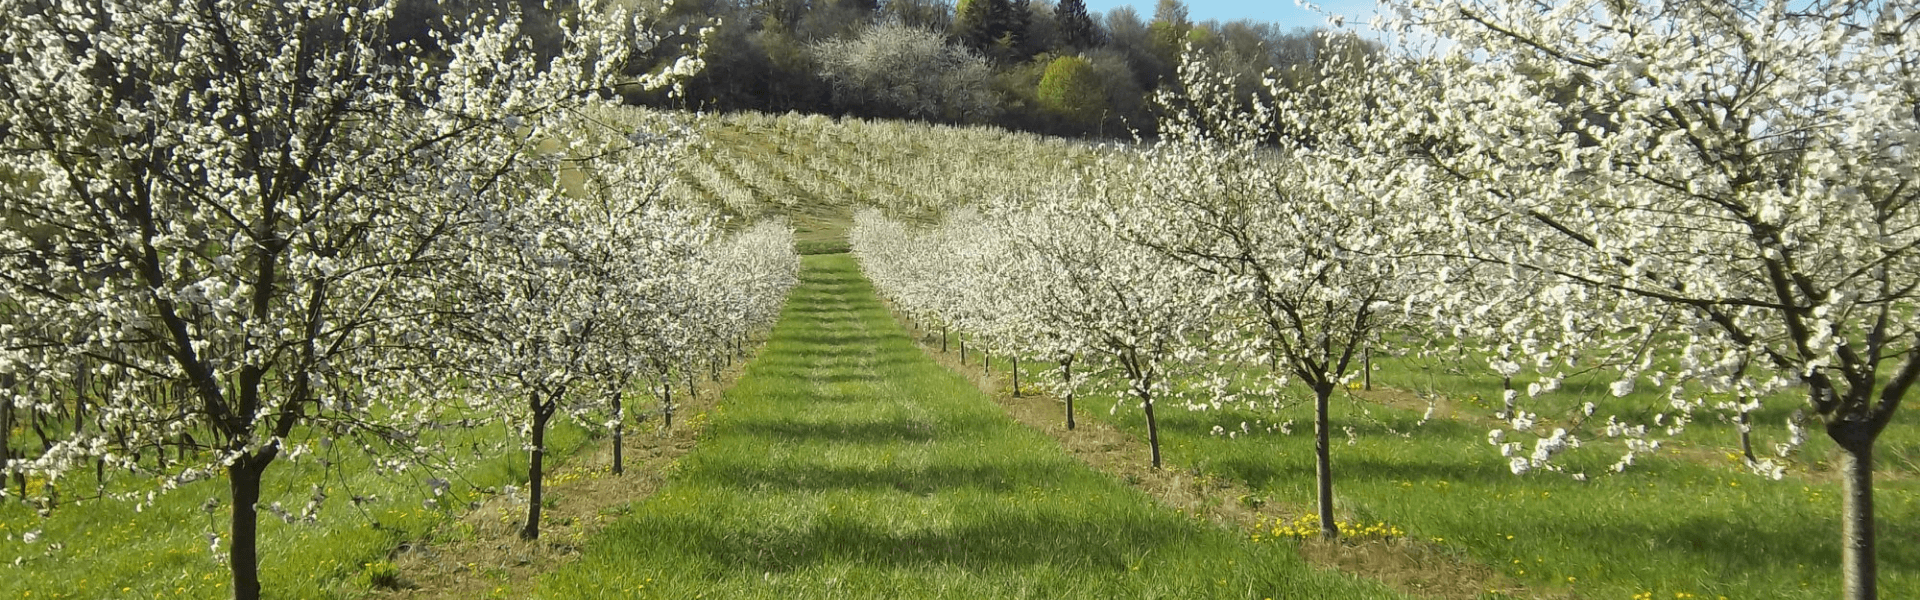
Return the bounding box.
[72,362,87,436]
[30,411,55,508]
[985,349,991,370]
[941,327,948,353]
[1140,387,1162,470]
[662,380,674,429]
[1501,375,1515,418]
[522,395,555,541]
[611,390,625,476]
[1837,430,1878,600]
[1363,347,1372,391]
[685,366,697,403]
[1314,383,1338,539]
[228,455,270,600]
[1062,358,1075,430]
[1737,407,1757,466]
[1012,355,1021,397]
[32,409,51,454]
[960,335,967,364]
[1,374,12,501]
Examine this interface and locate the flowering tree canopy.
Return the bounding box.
[852,199,1217,469]
[1100,46,1438,537]
[1362,1,1920,597]
[0,0,697,596]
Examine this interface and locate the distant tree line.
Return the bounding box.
[61,0,1366,139]
[581,0,1375,137]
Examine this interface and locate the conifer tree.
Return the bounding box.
[952,0,1022,60]
[1055,0,1098,49]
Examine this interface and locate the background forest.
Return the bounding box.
[392,0,1363,137]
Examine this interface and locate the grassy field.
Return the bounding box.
[678,112,1102,253]
[538,254,1403,599]
[0,421,595,599]
[958,341,1920,600]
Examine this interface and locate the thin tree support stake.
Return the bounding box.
[1501,375,1515,417]
[1314,383,1337,539]
[1363,347,1371,391]
[1,374,13,502]
[1012,355,1021,397]
[1737,405,1757,466]
[611,390,625,475]
[1061,356,1075,430]
[662,379,674,429]
[1142,388,1162,470]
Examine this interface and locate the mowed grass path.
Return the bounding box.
[539,254,1403,599]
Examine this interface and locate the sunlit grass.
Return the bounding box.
[935,307,1919,598]
[1076,354,1920,599]
[540,253,1404,599]
[0,420,594,599]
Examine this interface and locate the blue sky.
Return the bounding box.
[1081,0,1381,31]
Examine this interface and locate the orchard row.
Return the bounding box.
[853,3,1918,599]
[0,1,794,598]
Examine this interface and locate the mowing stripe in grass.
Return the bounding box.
[537,254,1404,599]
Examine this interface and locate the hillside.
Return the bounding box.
[675,112,1105,252]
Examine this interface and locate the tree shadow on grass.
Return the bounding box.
[1490,509,1917,584]
[769,330,886,348]
[774,303,874,321]
[747,347,921,375]
[1152,404,1486,442]
[716,414,1001,445]
[1202,454,1516,491]
[681,453,1086,495]
[601,502,1193,576]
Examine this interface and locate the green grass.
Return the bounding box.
[0,420,595,599]
[794,238,852,255]
[933,315,1920,598]
[539,253,1404,599]
[1358,335,1920,472]
[1068,355,1920,600]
